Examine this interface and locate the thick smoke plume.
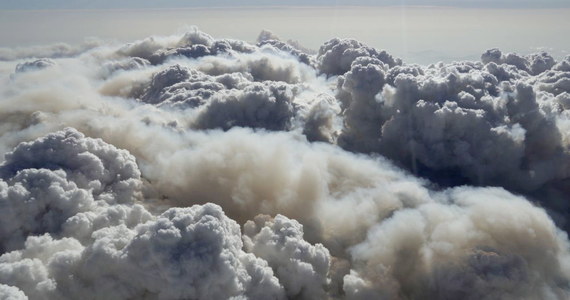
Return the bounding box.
[1,28,570,299]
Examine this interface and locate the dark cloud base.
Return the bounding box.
[1,28,570,299]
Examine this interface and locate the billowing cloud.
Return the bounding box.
[317,38,401,76]
[243,214,330,299]
[2,28,570,299]
[344,187,570,299]
[14,59,56,74]
[0,284,27,300]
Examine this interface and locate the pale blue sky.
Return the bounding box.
[1,0,569,9]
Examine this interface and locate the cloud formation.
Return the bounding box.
[2,28,570,299]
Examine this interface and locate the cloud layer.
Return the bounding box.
[1,28,570,299]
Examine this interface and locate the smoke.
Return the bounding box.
[1,28,570,299]
[0,40,103,61]
[243,214,330,298]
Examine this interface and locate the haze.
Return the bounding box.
[1,6,569,64]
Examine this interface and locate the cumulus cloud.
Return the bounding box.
[344,187,570,299]
[243,214,330,299]
[70,204,284,300]
[482,48,556,76]
[0,41,101,61]
[317,38,401,76]
[0,128,142,204]
[14,59,56,74]
[257,30,316,67]
[2,28,570,300]
[0,128,149,253]
[0,284,27,300]
[0,169,94,252]
[0,205,287,300]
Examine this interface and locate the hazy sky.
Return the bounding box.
[1,6,568,65]
[1,0,570,9]
[1,1,569,65]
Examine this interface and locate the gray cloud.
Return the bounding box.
[0,128,147,252]
[2,29,570,299]
[0,41,101,61]
[0,284,27,300]
[14,59,55,74]
[317,38,401,76]
[243,214,330,299]
[3,0,569,10]
[344,187,570,299]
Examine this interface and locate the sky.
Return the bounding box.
[1,0,570,9]
[0,5,568,64]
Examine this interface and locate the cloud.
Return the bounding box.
[2,28,570,299]
[0,204,287,299]
[257,29,316,66]
[0,128,142,204]
[0,41,101,61]
[344,187,570,299]
[0,284,27,300]
[74,204,285,299]
[333,48,570,213]
[317,38,401,76]
[243,214,330,299]
[0,128,147,252]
